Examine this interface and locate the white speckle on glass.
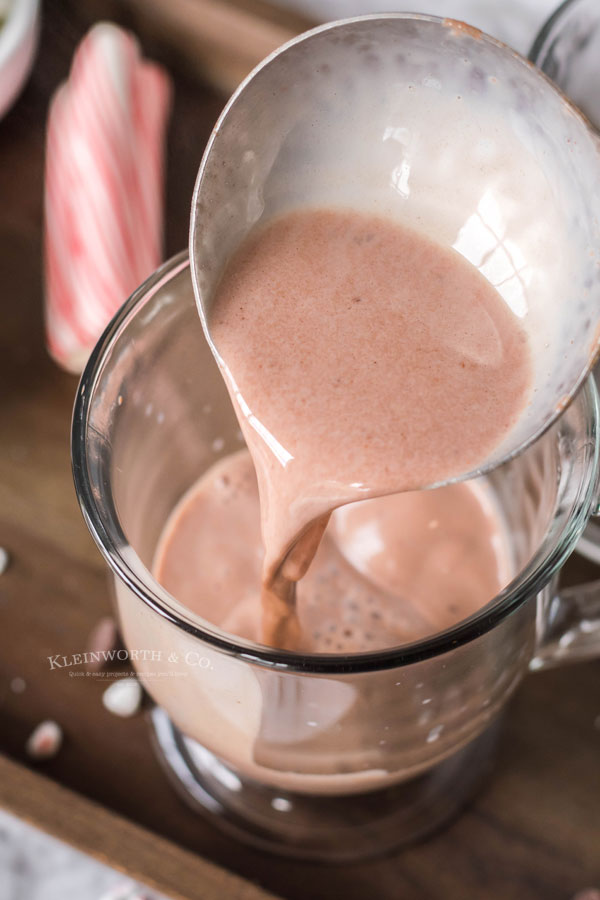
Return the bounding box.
[212,437,225,453]
[10,676,26,694]
[422,76,442,90]
[271,797,292,812]
[426,724,444,744]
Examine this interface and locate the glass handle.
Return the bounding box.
[531,577,600,670]
[530,408,600,670]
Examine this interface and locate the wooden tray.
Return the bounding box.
[85,0,315,93]
[0,755,279,900]
[1,2,599,898]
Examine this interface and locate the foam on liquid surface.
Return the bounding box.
[154,449,511,653]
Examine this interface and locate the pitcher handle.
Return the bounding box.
[532,574,600,670]
[530,467,600,670]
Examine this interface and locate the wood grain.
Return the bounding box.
[0,2,599,899]
[84,0,313,93]
[0,755,281,900]
[126,0,309,92]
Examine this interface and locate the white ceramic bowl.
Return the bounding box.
[0,0,40,120]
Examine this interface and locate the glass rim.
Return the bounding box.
[72,253,599,675]
[192,10,600,466]
[529,0,583,66]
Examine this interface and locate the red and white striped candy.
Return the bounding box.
[44,23,171,374]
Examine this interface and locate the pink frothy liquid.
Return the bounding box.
[206,207,532,648]
[154,449,512,653]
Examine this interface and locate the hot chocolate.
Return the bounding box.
[154,449,512,652]
[206,207,532,647]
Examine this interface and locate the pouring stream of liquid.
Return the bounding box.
[209,207,533,649]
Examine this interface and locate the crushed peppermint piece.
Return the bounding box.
[102,678,142,717]
[0,547,10,574]
[26,720,63,759]
[86,616,119,671]
[10,677,26,694]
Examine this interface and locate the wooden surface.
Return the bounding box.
[0,2,599,899]
[84,0,314,93]
[0,755,280,900]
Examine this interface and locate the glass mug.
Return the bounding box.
[72,254,600,861]
[530,0,600,565]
